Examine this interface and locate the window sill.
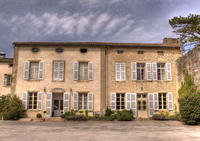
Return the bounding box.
[75,80,92,82]
[52,80,65,82]
[25,79,42,82]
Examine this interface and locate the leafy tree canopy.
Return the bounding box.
[169,14,200,51]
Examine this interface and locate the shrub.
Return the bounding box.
[116,110,134,121]
[1,95,26,120]
[152,114,167,120]
[105,108,113,117]
[36,113,42,119]
[85,110,88,117]
[65,115,88,121]
[61,114,65,119]
[179,93,200,125]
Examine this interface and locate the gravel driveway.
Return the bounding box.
[0,120,200,141]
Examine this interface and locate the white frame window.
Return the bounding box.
[157,63,165,80]
[28,92,37,109]
[53,61,64,81]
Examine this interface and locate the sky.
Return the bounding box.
[0,0,199,58]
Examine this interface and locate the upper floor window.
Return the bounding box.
[32,48,39,53]
[117,50,124,54]
[138,51,144,54]
[73,61,93,81]
[79,62,88,80]
[56,48,64,53]
[24,61,44,80]
[115,62,126,81]
[3,74,12,86]
[53,61,64,81]
[80,48,87,53]
[137,63,145,80]
[29,62,39,80]
[157,63,165,80]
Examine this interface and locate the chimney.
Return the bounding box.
[0,52,6,58]
[163,38,181,45]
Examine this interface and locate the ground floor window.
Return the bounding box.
[137,94,147,111]
[159,93,167,109]
[116,93,125,110]
[78,93,87,110]
[28,92,37,109]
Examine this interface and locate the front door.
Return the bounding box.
[53,93,63,117]
[137,94,148,118]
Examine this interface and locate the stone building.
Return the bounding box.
[1,38,183,118]
[0,52,13,95]
[177,45,200,89]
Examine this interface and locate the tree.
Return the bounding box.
[178,70,198,99]
[169,14,200,51]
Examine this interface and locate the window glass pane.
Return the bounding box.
[54,100,59,110]
[137,63,145,80]
[138,101,141,110]
[159,94,162,109]
[33,93,37,109]
[30,62,39,80]
[84,94,87,109]
[143,101,146,110]
[29,93,33,109]
[79,63,88,80]
[78,94,82,109]
[60,100,63,110]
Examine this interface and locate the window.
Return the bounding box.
[137,94,147,111]
[78,93,87,110]
[28,92,37,109]
[159,93,167,109]
[116,62,126,81]
[30,62,39,80]
[137,63,145,80]
[3,74,12,86]
[116,93,125,110]
[56,48,64,53]
[32,48,39,53]
[117,50,124,54]
[53,61,64,81]
[157,63,165,80]
[79,62,88,80]
[138,51,144,54]
[157,51,164,56]
[80,48,87,53]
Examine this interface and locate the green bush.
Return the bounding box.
[116,110,134,121]
[179,93,200,125]
[89,115,115,121]
[61,114,65,119]
[36,113,42,119]
[1,95,26,120]
[65,115,88,121]
[105,108,113,117]
[152,114,167,120]
[85,110,88,117]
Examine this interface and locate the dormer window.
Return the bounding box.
[138,51,144,54]
[117,50,124,54]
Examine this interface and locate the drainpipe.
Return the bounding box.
[105,47,108,109]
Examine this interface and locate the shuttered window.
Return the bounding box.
[137,63,145,80]
[53,61,64,81]
[157,63,165,80]
[115,62,126,81]
[79,62,88,80]
[3,74,12,86]
[159,93,167,109]
[28,92,37,109]
[29,62,39,80]
[78,93,87,110]
[116,93,125,110]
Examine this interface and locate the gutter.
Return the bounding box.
[105,47,108,109]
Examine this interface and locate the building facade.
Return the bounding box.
[0,52,13,96]
[1,38,182,118]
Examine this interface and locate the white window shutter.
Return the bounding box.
[73,92,78,111]
[146,63,152,81]
[37,92,43,110]
[3,74,7,87]
[154,92,159,110]
[168,92,173,110]
[88,92,94,111]
[73,61,79,80]
[121,63,126,81]
[24,61,30,80]
[64,92,70,113]
[166,63,172,81]
[148,93,154,117]
[53,62,58,80]
[22,91,28,109]
[46,92,52,117]
[88,62,93,80]
[126,93,131,110]
[59,62,64,80]
[131,62,137,80]
[152,62,157,80]
[131,93,137,118]
[115,63,121,81]
[110,92,116,110]
[39,61,44,80]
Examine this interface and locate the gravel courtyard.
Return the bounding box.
[0,120,200,141]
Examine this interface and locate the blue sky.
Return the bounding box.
[0,0,199,57]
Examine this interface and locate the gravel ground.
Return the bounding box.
[0,120,200,141]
